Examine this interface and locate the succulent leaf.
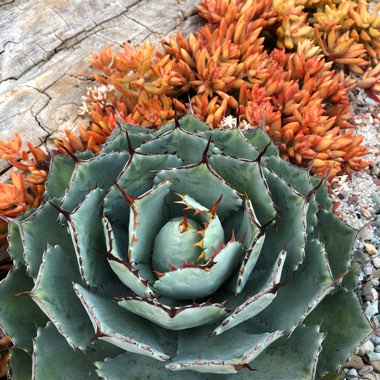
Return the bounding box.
[44,152,94,200]
[252,239,334,334]
[31,245,94,349]
[118,296,228,330]
[96,351,208,380]
[252,324,325,380]
[137,128,215,165]
[154,240,243,300]
[205,129,259,160]
[0,266,47,351]
[8,348,32,380]
[209,155,276,225]
[69,188,116,286]
[315,209,357,278]
[102,128,152,154]
[60,152,129,213]
[214,249,286,336]
[32,322,122,380]
[305,289,372,377]
[259,170,306,271]
[166,325,283,374]
[20,201,75,278]
[154,163,242,222]
[7,219,26,266]
[74,284,170,361]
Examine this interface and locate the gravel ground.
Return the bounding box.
[336,89,380,380]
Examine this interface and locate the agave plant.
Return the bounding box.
[0,113,371,379]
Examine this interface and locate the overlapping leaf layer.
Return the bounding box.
[0,114,371,379]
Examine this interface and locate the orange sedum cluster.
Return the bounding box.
[0,134,46,242]
[67,0,373,179]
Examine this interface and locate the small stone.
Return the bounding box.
[346,368,358,377]
[356,345,366,356]
[349,194,359,203]
[371,192,380,213]
[364,282,374,296]
[372,288,379,300]
[372,279,380,287]
[359,207,372,219]
[372,270,380,278]
[354,249,369,263]
[366,293,375,302]
[368,207,377,215]
[372,316,380,328]
[368,351,380,361]
[375,345,380,353]
[363,339,375,353]
[362,373,377,380]
[365,301,379,320]
[343,354,364,369]
[366,243,379,256]
[362,208,373,219]
[373,257,380,269]
[360,224,375,240]
[370,360,380,372]
[372,335,380,345]
[364,264,374,276]
[359,365,373,375]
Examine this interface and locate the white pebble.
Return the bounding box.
[363,340,375,353]
[375,345,380,353]
[372,288,379,300]
[365,301,379,320]
[372,336,380,345]
[346,368,358,377]
[372,279,380,287]
[373,257,380,269]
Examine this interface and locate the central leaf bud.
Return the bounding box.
[152,216,203,273]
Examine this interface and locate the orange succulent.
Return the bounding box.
[0,134,47,242]
[57,0,373,181]
[0,133,28,162]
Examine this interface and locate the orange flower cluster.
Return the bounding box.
[64,0,371,178]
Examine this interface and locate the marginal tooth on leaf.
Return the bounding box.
[197,251,206,262]
[209,194,223,217]
[175,193,185,200]
[153,270,164,278]
[168,263,178,271]
[193,238,204,248]
[179,215,189,233]
[230,229,236,242]
[201,136,212,163]
[174,200,187,205]
[196,229,206,237]
[131,234,138,245]
[239,232,247,244]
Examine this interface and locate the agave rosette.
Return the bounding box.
[0,114,371,378]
